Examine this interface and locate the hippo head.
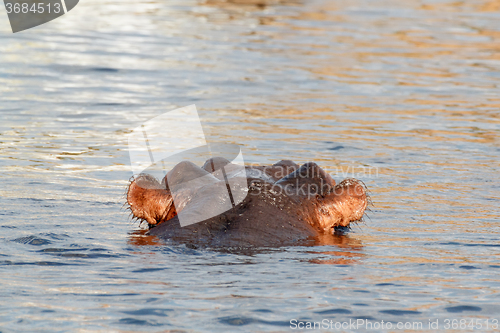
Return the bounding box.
[127,158,368,247]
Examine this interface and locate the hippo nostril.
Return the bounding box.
[127,174,176,227]
[304,177,368,230]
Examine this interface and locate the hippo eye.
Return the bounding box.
[250,181,262,188]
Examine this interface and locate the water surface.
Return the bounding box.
[0,0,499,331]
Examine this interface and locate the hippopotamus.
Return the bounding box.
[126,158,368,248]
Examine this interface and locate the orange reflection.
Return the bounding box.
[128,229,165,247]
[128,225,365,264]
[307,232,365,265]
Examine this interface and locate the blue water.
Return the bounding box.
[1,0,499,331]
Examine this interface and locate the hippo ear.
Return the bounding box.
[268,160,299,180]
[273,160,299,170]
[202,157,231,172]
[276,162,335,196]
[127,174,176,226]
[168,161,212,186]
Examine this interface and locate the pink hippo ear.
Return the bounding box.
[127,174,176,226]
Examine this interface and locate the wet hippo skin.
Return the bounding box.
[127,158,368,247]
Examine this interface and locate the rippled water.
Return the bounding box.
[1,0,499,331]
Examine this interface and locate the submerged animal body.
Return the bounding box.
[127,158,368,247]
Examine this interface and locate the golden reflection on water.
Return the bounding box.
[129,228,365,265]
